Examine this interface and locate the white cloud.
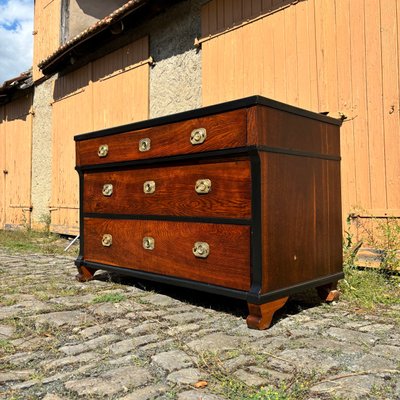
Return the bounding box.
[0,0,33,84]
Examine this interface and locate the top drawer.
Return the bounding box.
[76,109,247,166]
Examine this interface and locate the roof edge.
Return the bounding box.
[38,0,149,74]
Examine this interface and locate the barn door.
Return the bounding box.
[3,96,33,229]
[0,107,5,228]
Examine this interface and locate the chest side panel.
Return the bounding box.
[247,106,340,157]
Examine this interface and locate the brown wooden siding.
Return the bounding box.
[201,0,400,221]
[51,37,150,234]
[33,0,62,81]
[0,95,33,229]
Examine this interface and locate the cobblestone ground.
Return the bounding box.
[0,248,399,400]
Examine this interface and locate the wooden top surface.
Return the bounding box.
[74,95,342,142]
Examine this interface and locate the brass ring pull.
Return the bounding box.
[98,144,109,157]
[190,128,207,145]
[195,179,211,194]
[143,237,155,250]
[102,234,112,247]
[102,184,113,196]
[139,138,151,152]
[193,242,210,258]
[143,181,156,194]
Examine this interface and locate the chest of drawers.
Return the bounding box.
[75,96,343,329]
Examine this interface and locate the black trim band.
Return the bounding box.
[83,261,249,300]
[247,272,345,304]
[81,261,344,304]
[83,213,251,225]
[258,146,341,161]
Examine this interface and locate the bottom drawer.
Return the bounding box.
[83,218,251,291]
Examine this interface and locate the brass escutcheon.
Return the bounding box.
[193,242,210,258]
[143,180,156,194]
[98,144,109,157]
[190,128,207,145]
[139,138,151,152]
[195,179,212,194]
[102,183,113,196]
[102,234,112,247]
[143,236,155,250]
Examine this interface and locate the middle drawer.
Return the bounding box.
[83,160,252,219]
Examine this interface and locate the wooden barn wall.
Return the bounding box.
[33,0,62,81]
[51,37,150,235]
[201,0,400,223]
[0,95,33,229]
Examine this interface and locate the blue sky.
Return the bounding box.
[0,0,34,84]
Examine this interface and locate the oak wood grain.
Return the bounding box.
[259,152,343,293]
[247,106,340,157]
[83,218,251,291]
[83,160,252,219]
[76,109,247,166]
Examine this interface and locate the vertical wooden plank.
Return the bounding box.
[217,0,225,31]
[208,0,218,36]
[364,0,387,210]
[232,0,243,24]
[322,0,339,114]
[262,0,272,13]
[222,31,235,102]
[241,23,254,97]
[306,0,319,112]
[232,25,244,101]
[295,0,311,109]
[224,0,234,29]
[349,0,371,210]
[284,4,298,105]
[313,0,327,112]
[202,40,212,105]
[335,0,356,219]
[260,16,275,98]
[243,0,252,20]
[201,2,209,37]
[271,8,286,102]
[0,107,5,228]
[251,0,262,18]
[381,0,400,210]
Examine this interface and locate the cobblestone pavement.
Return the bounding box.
[0,248,399,400]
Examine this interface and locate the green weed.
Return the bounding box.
[0,339,15,355]
[339,266,400,310]
[92,293,126,303]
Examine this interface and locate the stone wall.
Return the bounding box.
[31,75,56,230]
[148,0,206,118]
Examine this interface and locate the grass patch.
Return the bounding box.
[92,293,126,303]
[0,229,78,255]
[339,265,400,310]
[0,339,15,355]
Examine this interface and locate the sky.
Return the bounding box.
[0,0,34,85]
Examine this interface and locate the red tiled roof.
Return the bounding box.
[38,0,149,71]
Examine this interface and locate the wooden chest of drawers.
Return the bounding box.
[75,96,343,329]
